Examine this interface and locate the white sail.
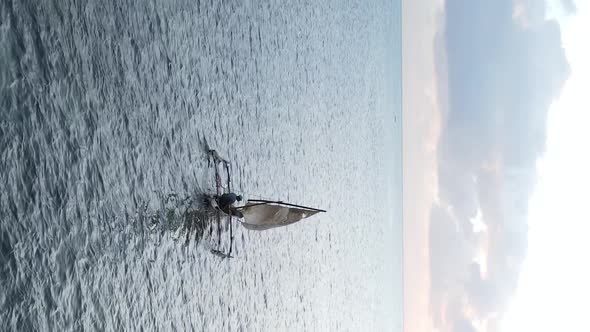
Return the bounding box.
[240,201,321,230]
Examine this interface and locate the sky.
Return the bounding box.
[402,0,443,330]
[403,0,588,331]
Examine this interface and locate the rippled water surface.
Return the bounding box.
[1,0,402,330]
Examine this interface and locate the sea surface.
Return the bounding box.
[0,0,402,330]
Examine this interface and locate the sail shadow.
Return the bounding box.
[143,192,218,246]
[181,206,213,246]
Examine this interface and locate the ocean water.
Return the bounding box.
[0,0,402,331]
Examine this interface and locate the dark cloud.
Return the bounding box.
[430,0,569,329]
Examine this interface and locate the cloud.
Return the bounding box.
[559,0,577,14]
[428,205,472,325]
[452,318,478,332]
[429,0,570,329]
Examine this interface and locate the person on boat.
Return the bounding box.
[215,193,243,218]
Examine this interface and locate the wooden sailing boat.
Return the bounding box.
[207,149,326,257]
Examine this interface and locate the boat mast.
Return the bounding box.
[245,199,326,212]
